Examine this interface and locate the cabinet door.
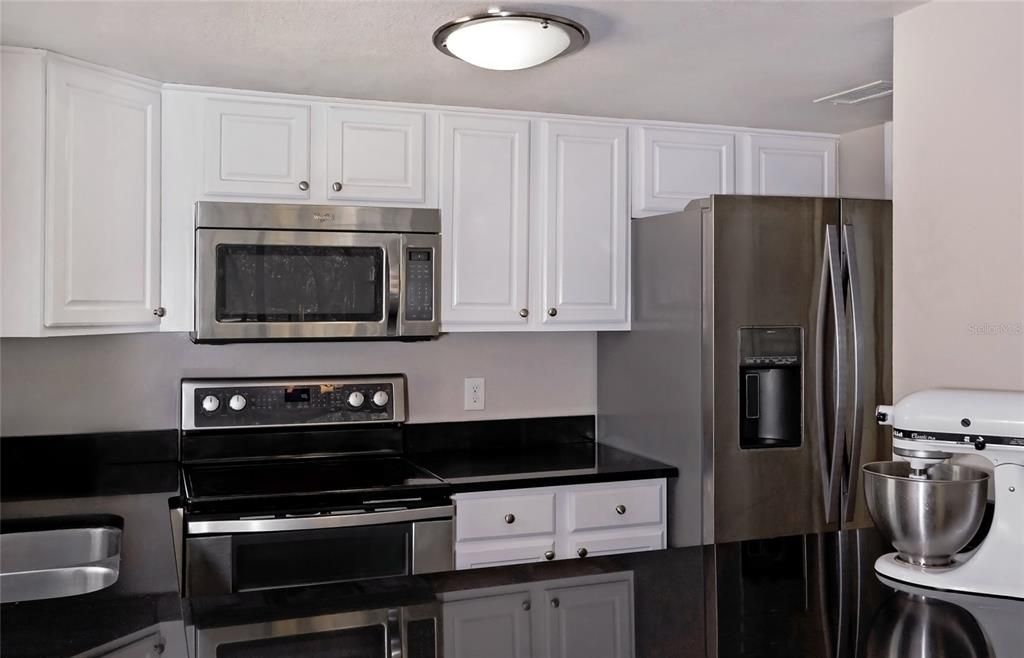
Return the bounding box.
[45,58,162,327]
[326,106,425,202]
[441,114,531,328]
[203,97,311,198]
[564,528,665,560]
[455,537,557,570]
[444,592,533,658]
[539,121,629,328]
[747,134,837,197]
[543,580,634,658]
[632,126,735,216]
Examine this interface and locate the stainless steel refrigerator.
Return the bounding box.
[597,195,893,657]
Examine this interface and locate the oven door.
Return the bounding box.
[196,602,441,658]
[194,228,439,341]
[185,508,453,596]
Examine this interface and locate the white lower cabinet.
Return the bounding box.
[543,580,634,658]
[443,591,533,658]
[453,479,666,569]
[443,573,635,658]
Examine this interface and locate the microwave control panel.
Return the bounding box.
[405,248,434,322]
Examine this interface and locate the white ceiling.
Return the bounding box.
[0,1,916,133]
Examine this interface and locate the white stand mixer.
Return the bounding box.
[873,389,1024,599]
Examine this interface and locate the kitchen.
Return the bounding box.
[1,1,1022,657]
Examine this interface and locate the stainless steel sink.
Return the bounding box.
[0,526,122,603]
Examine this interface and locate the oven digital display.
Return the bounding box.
[284,387,311,403]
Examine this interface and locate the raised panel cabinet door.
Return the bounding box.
[543,580,634,658]
[632,126,735,216]
[45,58,162,327]
[540,121,629,328]
[326,106,425,202]
[441,114,530,328]
[444,592,533,658]
[203,97,311,198]
[748,134,837,197]
[455,537,557,570]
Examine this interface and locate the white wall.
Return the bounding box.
[838,122,890,199]
[893,2,1024,397]
[0,332,597,436]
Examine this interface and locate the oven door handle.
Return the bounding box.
[187,505,453,535]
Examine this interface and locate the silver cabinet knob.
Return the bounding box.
[615,504,627,515]
[547,307,557,317]
[332,182,343,192]
[298,180,310,191]
[504,513,516,524]
[519,308,529,318]
[550,598,560,608]
[577,547,588,558]
[544,550,555,561]
[522,600,531,611]
[153,307,166,317]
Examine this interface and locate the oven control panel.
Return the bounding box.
[404,248,434,322]
[182,376,407,431]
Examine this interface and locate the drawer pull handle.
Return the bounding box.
[615,504,627,515]
[577,547,588,558]
[551,598,560,608]
[298,180,310,191]
[544,550,555,561]
[504,513,516,524]
[522,600,531,611]
[332,181,343,192]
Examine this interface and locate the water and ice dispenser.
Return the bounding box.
[738,327,802,449]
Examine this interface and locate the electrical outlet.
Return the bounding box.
[464,377,485,411]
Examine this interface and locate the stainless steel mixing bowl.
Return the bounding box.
[862,461,989,567]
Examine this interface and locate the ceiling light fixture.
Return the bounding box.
[433,11,589,71]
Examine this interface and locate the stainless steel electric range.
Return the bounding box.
[179,375,453,599]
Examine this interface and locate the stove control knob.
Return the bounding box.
[228,394,247,412]
[347,391,365,408]
[201,395,221,413]
[371,391,390,407]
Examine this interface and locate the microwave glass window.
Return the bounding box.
[216,245,384,322]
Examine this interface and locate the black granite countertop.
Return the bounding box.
[1,431,188,658]
[404,414,678,491]
[409,441,678,492]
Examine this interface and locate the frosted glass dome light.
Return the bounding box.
[433,12,589,71]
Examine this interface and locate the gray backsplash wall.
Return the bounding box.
[0,332,597,436]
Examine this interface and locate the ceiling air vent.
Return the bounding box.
[813,80,893,105]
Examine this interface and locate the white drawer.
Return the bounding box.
[566,527,665,559]
[456,492,556,541]
[455,537,556,570]
[566,480,664,532]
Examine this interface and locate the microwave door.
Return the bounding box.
[194,229,401,342]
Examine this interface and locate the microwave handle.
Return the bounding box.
[385,238,403,335]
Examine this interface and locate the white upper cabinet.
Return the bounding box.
[45,57,162,327]
[441,113,531,329]
[539,120,629,329]
[326,106,427,203]
[745,133,837,197]
[631,126,735,217]
[203,97,311,199]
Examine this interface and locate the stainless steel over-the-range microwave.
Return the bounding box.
[192,202,440,342]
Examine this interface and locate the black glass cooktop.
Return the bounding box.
[183,457,448,515]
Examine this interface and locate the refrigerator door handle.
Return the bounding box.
[842,224,865,523]
[816,225,847,525]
